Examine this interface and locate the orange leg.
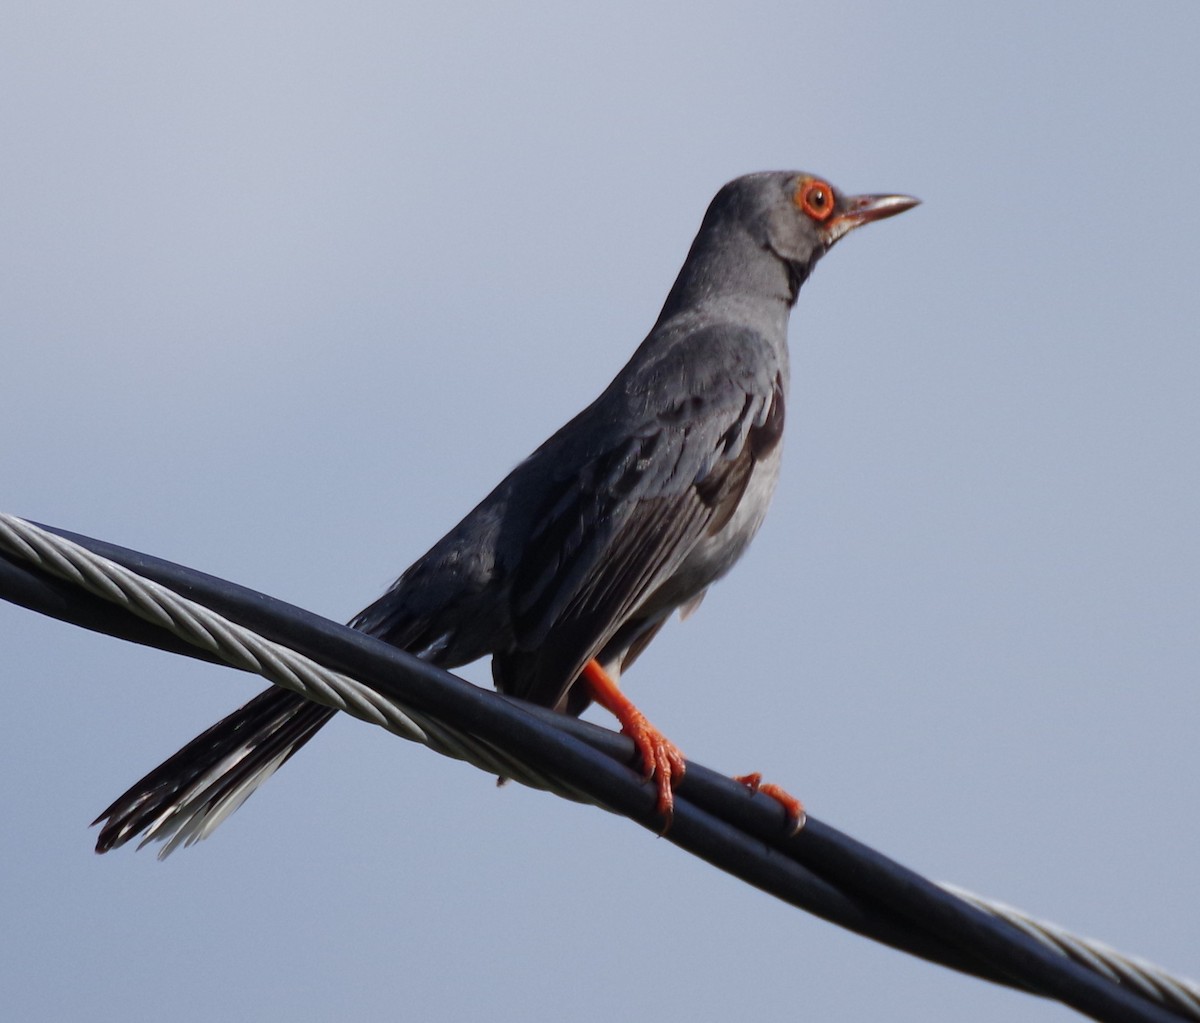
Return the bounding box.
[734,772,807,834]
[582,659,687,826]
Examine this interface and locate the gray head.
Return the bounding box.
[658,171,919,322]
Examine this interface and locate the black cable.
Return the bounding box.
[0,520,1187,1023]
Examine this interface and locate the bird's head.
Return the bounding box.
[657,171,920,321]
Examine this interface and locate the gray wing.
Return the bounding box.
[493,326,785,711]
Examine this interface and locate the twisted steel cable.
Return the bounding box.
[940,884,1200,1021]
[0,514,600,854]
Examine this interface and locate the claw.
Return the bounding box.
[735,772,807,834]
[624,705,687,825]
[581,659,686,829]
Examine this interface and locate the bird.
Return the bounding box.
[93,171,918,855]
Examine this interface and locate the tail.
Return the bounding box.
[94,540,474,855]
[93,686,335,857]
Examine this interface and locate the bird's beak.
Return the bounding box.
[822,193,920,245]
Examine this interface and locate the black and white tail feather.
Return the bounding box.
[93,601,458,857]
[93,688,334,857]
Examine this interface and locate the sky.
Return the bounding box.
[2,3,1198,1021]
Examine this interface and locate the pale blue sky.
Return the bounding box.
[3,4,1198,1021]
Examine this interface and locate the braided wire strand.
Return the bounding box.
[940,884,1200,1021]
[0,513,598,814]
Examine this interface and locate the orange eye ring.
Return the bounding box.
[795,178,835,223]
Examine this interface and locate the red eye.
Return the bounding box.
[796,178,835,222]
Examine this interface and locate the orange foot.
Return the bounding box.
[735,772,807,834]
[582,659,687,827]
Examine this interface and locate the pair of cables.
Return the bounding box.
[0,512,1194,1023]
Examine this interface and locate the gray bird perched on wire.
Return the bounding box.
[94,171,918,854]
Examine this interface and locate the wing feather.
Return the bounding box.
[493,327,785,711]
